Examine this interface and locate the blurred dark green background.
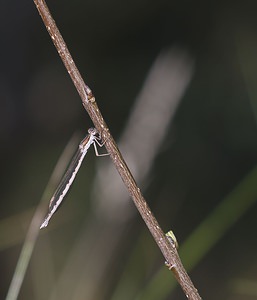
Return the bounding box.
[2,1,257,299]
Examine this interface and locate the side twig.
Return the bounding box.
[33,1,202,299]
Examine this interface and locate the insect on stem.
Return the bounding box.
[165,230,179,270]
[166,230,179,249]
[40,128,108,229]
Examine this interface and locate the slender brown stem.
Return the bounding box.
[33,1,202,299]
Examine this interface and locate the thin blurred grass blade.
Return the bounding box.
[5,133,80,300]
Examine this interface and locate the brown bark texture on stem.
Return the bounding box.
[33,1,202,299]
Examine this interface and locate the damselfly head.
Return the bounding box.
[88,127,98,136]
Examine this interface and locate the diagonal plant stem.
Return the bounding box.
[33,1,202,299]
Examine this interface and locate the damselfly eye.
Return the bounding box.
[88,127,97,135]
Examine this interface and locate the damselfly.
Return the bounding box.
[40,128,108,229]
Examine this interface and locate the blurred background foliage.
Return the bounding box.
[1,0,257,299]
